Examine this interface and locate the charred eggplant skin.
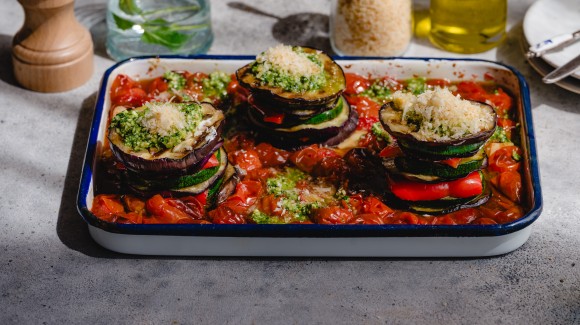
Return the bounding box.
[236,46,346,107]
[379,100,497,159]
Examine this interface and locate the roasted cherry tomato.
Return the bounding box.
[92,194,125,219]
[110,74,147,107]
[113,87,147,108]
[361,196,393,218]
[431,215,456,225]
[343,194,364,215]
[290,145,321,173]
[219,180,263,215]
[223,133,255,152]
[208,206,247,224]
[392,211,419,225]
[448,208,480,224]
[347,96,381,130]
[349,214,387,225]
[471,218,498,225]
[486,87,512,117]
[492,170,522,203]
[313,206,353,224]
[455,81,488,102]
[121,195,146,214]
[226,79,249,99]
[489,146,521,172]
[146,195,194,224]
[344,73,371,95]
[228,149,262,172]
[255,142,290,167]
[148,76,168,95]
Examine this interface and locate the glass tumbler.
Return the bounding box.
[429,0,506,54]
[106,0,213,61]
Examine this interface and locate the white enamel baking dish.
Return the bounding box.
[77,56,542,257]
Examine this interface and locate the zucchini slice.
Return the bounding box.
[392,148,488,181]
[126,148,228,196]
[397,138,486,160]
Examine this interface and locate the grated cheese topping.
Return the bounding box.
[255,44,322,77]
[141,102,187,137]
[383,87,495,141]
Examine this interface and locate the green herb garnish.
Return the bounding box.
[405,77,427,95]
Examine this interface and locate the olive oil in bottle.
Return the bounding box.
[429,0,506,53]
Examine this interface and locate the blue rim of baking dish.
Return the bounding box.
[76,55,542,238]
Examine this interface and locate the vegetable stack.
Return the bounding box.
[107,99,238,208]
[236,44,358,149]
[379,88,497,214]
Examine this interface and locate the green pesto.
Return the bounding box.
[512,150,521,161]
[490,126,510,143]
[405,77,427,95]
[334,187,349,202]
[202,71,231,101]
[404,110,425,132]
[250,48,326,92]
[371,122,393,144]
[249,210,285,224]
[266,167,307,198]
[361,80,393,102]
[110,102,202,152]
[250,167,322,224]
[163,71,186,91]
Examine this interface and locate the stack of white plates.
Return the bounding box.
[523,0,580,93]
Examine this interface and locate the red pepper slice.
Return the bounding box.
[201,152,220,169]
[263,113,285,124]
[389,171,483,201]
[379,145,403,158]
[438,157,462,169]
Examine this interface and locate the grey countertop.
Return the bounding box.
[1,0,578,324]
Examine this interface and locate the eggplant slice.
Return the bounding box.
[379,99,497,160]
[249,100,359,149]
[249,96,346,129]
[247,94,342,128]
[126,148,229,197]
[236,46,345,107]
[108,102,225,175]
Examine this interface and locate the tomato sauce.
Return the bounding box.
[92,72,526,226]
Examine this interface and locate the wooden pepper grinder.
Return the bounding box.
[12,0,94,93]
